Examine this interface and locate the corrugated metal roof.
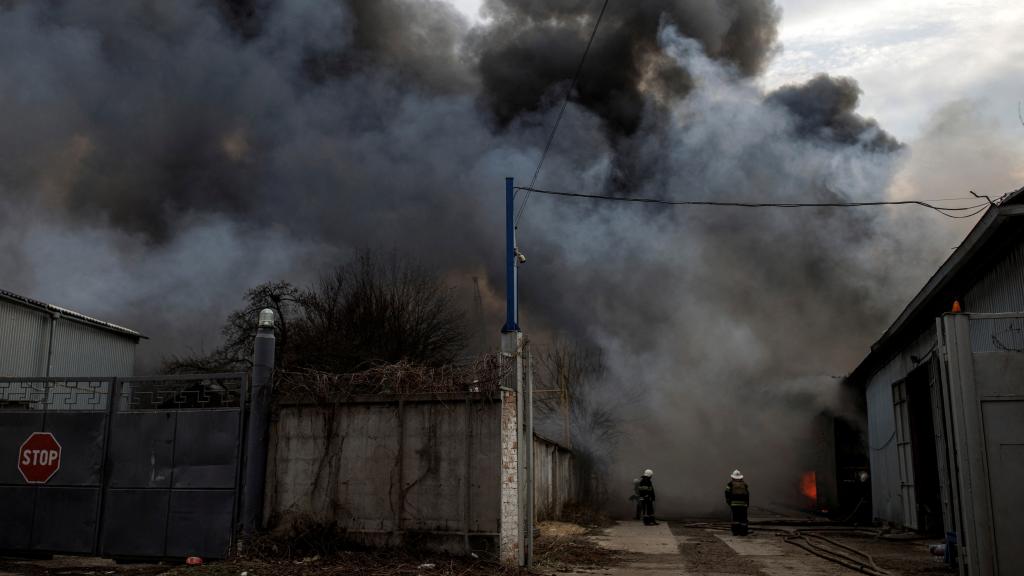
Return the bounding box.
[848,186,1024,383]
[0,288,145,340]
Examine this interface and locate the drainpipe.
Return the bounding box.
[45,312,60,378]
[242,309,277,536]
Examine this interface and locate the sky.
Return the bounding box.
[451,0,1024,180]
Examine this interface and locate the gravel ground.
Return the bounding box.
[0,522,956,576]
[665,522,955,576]
[0,554,502,576]
[0,521,620,576]
[668,524,764,575]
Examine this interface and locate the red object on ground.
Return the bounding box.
[185,556,203,566]
[18,432,62,484]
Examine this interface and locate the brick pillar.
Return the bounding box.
[500,331,524,566]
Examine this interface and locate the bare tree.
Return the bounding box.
[534,338,626,506]
[163,281,301,373]
[293,252,468,372]
[163,252,467,374]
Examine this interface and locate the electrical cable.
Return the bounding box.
[514,186,993,219]
[869,428,896,451]
[515,0,611,228]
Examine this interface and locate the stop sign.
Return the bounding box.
[18,432,62,484]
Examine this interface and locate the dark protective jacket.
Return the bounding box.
[725,479,749,507]
[637,476,655,501]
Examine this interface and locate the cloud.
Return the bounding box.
[766,0,1024,141]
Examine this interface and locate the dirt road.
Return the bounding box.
[586,520,954,576]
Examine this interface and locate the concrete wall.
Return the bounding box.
[533,434,575,521]
[265,393,502,553]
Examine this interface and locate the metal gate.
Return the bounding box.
[0,374,246,559]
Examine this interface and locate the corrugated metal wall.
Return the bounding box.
[49,318,136,377]
[0,300,136,378]
[965,240,1024,313]
[0,300,50,376]
[965,240,1024,352]
[865,327,936,525]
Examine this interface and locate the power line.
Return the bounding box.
[515,0,611,228]
[514,186,993,219]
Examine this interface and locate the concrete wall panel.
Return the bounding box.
[533,437,575,521]
[267,396,504,551]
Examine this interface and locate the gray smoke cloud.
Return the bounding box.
[767,74,901,152]
[0,0,961,514]
[475,0,781,136]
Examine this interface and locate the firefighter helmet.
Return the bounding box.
[643,469,653,477]
[731,469,744,480]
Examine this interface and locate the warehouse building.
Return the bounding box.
[0,288,143,378]
[846,187,1024,575]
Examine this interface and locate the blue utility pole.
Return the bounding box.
[503,177,520,333]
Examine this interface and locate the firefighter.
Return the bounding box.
[629,477,642,519]
[725,469,749,535]
[637,469,657,525]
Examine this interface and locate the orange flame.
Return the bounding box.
[800,471,817,502]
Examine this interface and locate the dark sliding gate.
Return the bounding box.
[0,374,247,559]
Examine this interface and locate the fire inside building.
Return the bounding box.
[827,187,1024,575]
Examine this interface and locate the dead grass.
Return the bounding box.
[537,521,587,538]
[532,521,624,573]
[161,521,518,576]
[557,502,616,529]
[162,552,507,576]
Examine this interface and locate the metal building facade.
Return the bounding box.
[0,300,51,377]
[863,327,936,526]
[0,290,142,378]
[848,188,1024,574]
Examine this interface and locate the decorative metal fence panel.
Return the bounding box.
[0,374,246,560]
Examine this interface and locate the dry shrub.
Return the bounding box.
[559,501,615,528]
[275,353,509,403]
[236,520,514,576]
[245,519,362,560]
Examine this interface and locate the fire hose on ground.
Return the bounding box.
[784,530,891,576]
[681,522,892,576]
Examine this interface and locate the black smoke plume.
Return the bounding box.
[0,0,943,515]
[476,0,781,135]
[768,74,901,152]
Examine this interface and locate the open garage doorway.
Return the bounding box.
[892,361,944,533]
